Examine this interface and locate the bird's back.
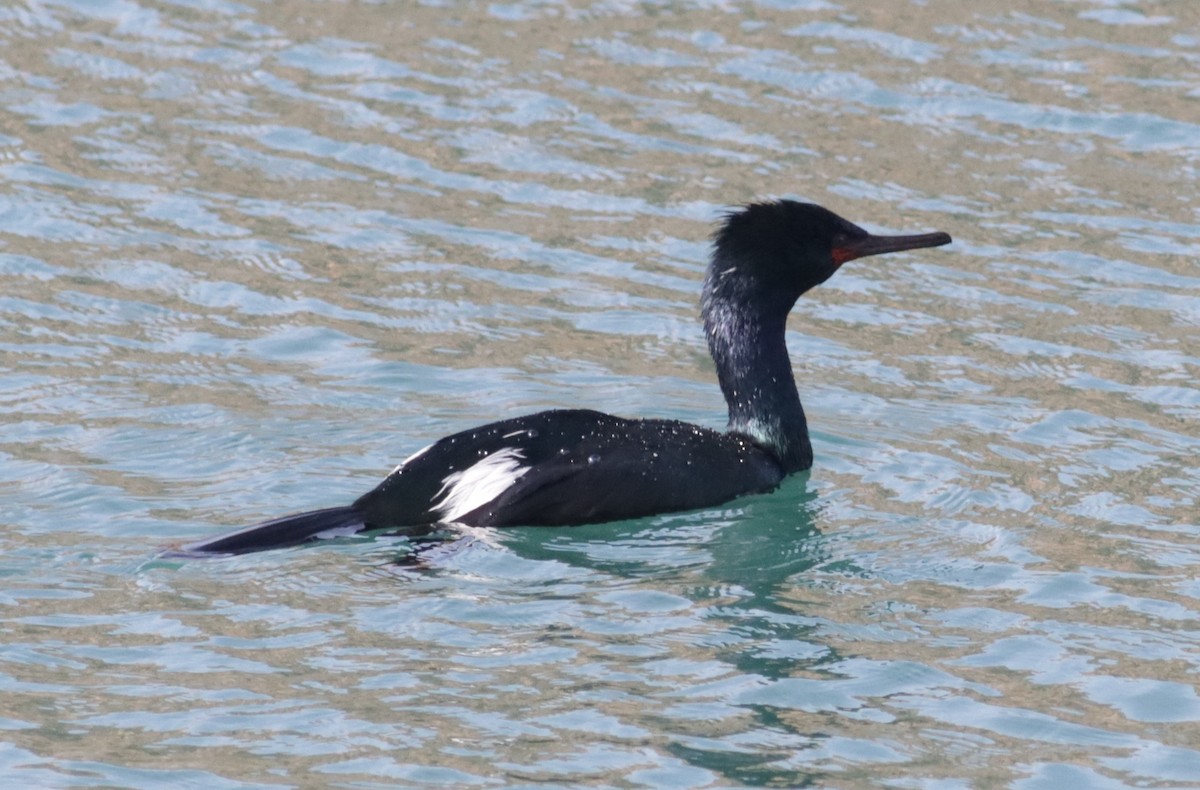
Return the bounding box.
[354,408,785,528]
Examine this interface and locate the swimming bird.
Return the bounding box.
[179,201,950,555]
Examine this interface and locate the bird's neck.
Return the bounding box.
[701,288,813,473]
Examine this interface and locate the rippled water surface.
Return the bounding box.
[2,0,1199,786]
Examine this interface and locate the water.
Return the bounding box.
[2,0,1198,786]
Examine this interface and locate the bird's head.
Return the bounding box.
[706,200,951,310]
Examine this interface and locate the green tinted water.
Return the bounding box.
[2,0,1198,786]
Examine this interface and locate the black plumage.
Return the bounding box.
[178,201,950,556]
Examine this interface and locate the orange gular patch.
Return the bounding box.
[831,247,857,267]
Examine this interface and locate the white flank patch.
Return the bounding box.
[390,442,434,476]
[433,447,528,522]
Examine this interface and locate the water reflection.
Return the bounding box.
[352,480,848,786]
[3,0,1200,785]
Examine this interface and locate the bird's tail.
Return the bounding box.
[168,506,366,557]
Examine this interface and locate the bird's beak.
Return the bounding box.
[831,230,952,266]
